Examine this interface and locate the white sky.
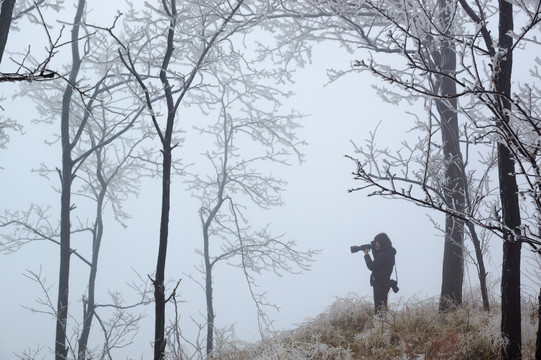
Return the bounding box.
[0,2,538,359]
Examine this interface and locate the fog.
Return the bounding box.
[0,2,537,359]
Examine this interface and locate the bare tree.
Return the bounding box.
[113,1,282,358]
[53,1,88,357]
[335,0,540,358]
[73,95,152,359]
[182,47,315,354]
[0,10,153,357]
[15,1,148,357]
[429,0,467,311]
[243,0,494,311]
[255,0,539,356]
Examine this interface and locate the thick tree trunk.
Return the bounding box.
[499,194,522,360]
[435,0,465,312]
[439,214,464,310]
[496,1,522,359]
[499,146,522,360]
[0,0,15,64]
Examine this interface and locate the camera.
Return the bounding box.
[390,279,399,293]
[350,244,372,253]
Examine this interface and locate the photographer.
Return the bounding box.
[360,233,397,315]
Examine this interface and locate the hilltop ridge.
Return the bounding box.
[211,293,539,360]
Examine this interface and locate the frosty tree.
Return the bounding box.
[183,43,316,355]
[112,1,297,358]
[0,0,151,358]
[341,1,540,358]
[255,0,540,357]
[257,0,478,311]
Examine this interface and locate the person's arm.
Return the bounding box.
[364,249,374,270]
[366,251,389,272]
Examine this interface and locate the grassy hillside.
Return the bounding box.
[212,294,539,360]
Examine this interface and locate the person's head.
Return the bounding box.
[373,233,392,250]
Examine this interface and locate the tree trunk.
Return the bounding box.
[55,1,86,359]
[499,146,522,360]
[152,2,178,358]
[0,0,15,64]
[205,231,215,356]
[439,213,464,311]
[496,1,522,359]
[202,210,217,355]
[154,145,172,360]
[78,164,106,360]
[435,0,465,312]
[77,233,99,360]
[535,289,541,359]
[467,222,490,311]
[56,158,72,360]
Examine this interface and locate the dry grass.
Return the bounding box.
[211,293,539,360]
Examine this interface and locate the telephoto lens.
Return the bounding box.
[350,244,372,253]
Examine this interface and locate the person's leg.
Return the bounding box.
[373,286,387,314]
[381,286,389,312]
[374,285,392,315]
[373,287,379,314]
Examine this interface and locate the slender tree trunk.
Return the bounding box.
[536,288,541,360]
[144,1,243,357]
[203,119,229,356]
[0,0,15,64]
[56,155,73,360]
[77,252,98,360]
[78,166,106,360]
[55,1,86,359]
[152,1,177,357]
[496,1,522,359]
[204,228,215,356]
[435,0,465,312]
[154,144,172,360]
[467,222,490,311]
[202,210,220,356]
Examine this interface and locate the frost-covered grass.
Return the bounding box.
[211,293,539,360]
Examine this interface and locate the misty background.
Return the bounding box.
[0,1,538,359]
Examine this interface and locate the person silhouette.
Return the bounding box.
[363,233,397,314]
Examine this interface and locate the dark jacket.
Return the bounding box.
[364,233,396,287]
